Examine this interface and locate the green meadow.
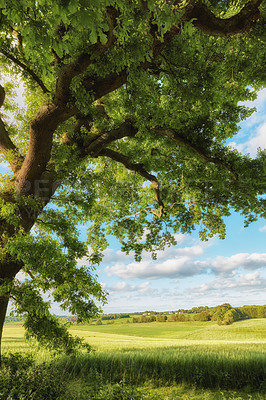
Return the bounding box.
[1,318,265,399]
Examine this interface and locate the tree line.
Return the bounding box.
[130,304,266,325]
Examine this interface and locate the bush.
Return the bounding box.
[194,311,212,321]
[0,354,144,400]
[156,314,167,322]
[0,353,65,400]
[176,313,190,322]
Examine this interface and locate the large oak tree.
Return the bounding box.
[0,0,265,356]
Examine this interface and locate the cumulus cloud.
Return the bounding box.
[103,235,213,280]
[245,122,266,155]
[228,122,266,156]
[228,88,266,156]
[210,253,266,274]
[15,271,27,282]
[106,280,157,298]
[190,271,266,297]
[110,281,136,293]
[239,88,266,118]
[259,225,266,232]
[104,250,266,280]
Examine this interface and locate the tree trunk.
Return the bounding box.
[0,261,22,366]
[0,293,9,366]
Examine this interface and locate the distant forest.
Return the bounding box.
[5,304,266,326]
[131,304,266,325]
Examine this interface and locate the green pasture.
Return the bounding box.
[3,318,266,353]
[69,319,266,345]
[2,319,266,399]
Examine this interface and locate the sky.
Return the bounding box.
[85,89,266,314]
[1,87,266,315]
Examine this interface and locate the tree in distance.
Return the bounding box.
[0,0,265,359]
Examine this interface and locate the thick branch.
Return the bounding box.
[82,0,263,102]
[85,119,138,157]
[183,0,262,36]
[16,104,75,195]
[153,128,238,181]
[0,86,24,172]
[83,25,181,100]
[0,49,50,94]
[98,148,165,217]
[54,6,118,106]
[0,118,24,173]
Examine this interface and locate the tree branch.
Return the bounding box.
[0,118,24,173]
[82,0,263,102]
[83,24,181,100]
[15,103,75,195]
[153,128,238,181]
[183,0,263,36]
[54,6,118,107]
[0,85,24,173]
[0,49,50,94]
[85,119,138,157]
[98,148,165,217]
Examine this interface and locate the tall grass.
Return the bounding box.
[2,320,265,398]
[57,346,266,391]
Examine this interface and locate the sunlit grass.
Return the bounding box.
[2,324,52,361]
[2,319,265,398]
[3,319,266,353]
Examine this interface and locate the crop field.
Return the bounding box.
[68,318,266,347]
[1,318,266,399]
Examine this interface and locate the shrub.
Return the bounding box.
[156,314,167,322]
[0,353,65,400]
[194,311,212,321]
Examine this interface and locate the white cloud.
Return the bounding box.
[102,248,134,265]
[76,256,90,266]
[228,88,266,156]
[228,122,266,156]
[259,225,266,232]
[103,235,213,280]
[227,141,244,153]
[210,253,266,274]
[239,88,266,114]
[110,281,135,292]
[106,280,156,297]
[245,122,266,156]
[190,271,266,297]
[104,249,266,280]
[15,271,27,281]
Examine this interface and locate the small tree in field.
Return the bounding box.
[0,1,265,358]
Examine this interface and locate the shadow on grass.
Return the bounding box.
[2,337,25,343]
[56,348,266,392]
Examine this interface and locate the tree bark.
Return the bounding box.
[0,260,21,366]
[0,292,9,366]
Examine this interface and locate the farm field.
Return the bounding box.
[1,318,266,399]
[69,318,266,347]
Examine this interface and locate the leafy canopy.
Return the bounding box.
[0,0,265,352]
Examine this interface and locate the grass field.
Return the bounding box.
[2,318,266,399]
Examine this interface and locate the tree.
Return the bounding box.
[156,314,167,322]
[214,303,233,325]
[193,310,212,321]
[0,0,265,359]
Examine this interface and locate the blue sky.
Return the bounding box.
[1,88,266,315]
[78,89,266,314]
